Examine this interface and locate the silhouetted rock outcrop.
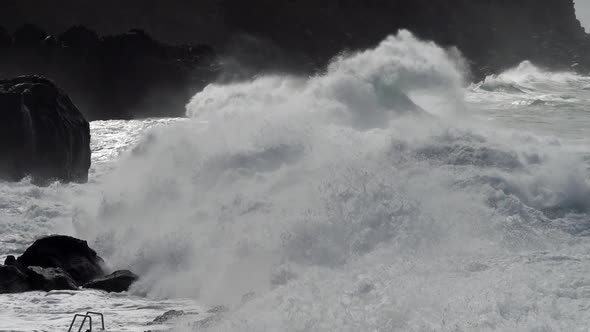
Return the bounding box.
[13,24,48,47]
[0,27,217,120]
[0,76,91,184]
[0,235,139,294]
[17,235,105,284]
[84,270,139,293]
[58,25,99,49]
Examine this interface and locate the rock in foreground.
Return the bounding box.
[17,235,104,284]
[84,270,139,293]
[0,235,139,294]
[0,265,31,294]
[0,76,90,184]
[27,266,79,291]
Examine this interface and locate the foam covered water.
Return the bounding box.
[1,31,590,331]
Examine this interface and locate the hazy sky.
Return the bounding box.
[577,1,590,31]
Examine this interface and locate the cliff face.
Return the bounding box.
[1,0,587,78]
[220,0,589,78]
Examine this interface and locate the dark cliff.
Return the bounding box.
[1,0,588,119]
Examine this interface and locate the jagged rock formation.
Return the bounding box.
[0,26,216,120]
[0,235,139,294]
[0,1,588,119]
[0,76,91,184]
[27,266,79,291]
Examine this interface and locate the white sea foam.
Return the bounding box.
[1,31,590,331]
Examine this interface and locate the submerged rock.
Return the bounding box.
[148,310,186,325]
[17,235,105,284]
[0,76,91,184]
[84,270,138,293]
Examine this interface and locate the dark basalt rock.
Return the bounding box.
[0,27,217,120]
[1,236,139,295]
[58,25,100,49]
[4,255,17,266]
[0,25,11,47]
[0,265,31,293]
[13,24,47,47]
[17,235,105,284]
[27,266,79,291]
[84,270,138,293]
[0,76,91,184]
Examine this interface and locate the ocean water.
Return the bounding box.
[1,31,590,331]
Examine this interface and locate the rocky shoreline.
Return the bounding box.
[1,0,589,120]
[0,25,217,120]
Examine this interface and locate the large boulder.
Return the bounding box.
[0,265,31,293]
[0,76,91,184]
[17,235,105,284]
[27,266,79,291]
[84,270,138,293]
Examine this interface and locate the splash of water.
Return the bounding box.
[68,31,590,330]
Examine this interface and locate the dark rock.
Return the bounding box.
[148,310,186,325]
[17,235,105,284]
[13,24,47,47]
[0,265,31,294]
[0,26,11,47]
[0,76,91,184]
[58,25,100,49]
[0,27,217,120]
[42,35,58,48]
[84,270,138,293]
[27,266,78,291]
[4,255,17,266]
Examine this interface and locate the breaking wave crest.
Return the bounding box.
[65,31,590,330]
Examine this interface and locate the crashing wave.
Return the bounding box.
[56,31,590,331]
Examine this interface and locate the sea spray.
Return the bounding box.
[65,31,590,331]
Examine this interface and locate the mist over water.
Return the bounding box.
[2,31,590,331]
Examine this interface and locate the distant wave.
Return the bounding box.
[468,61,590,107]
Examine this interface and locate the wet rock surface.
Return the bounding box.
[0,76,90,184]
[0,235,138,294]
[84,270,139,293]
[17,235,104,284]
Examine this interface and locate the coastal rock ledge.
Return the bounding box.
[0,235,138,294]
[0,76,91,184]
